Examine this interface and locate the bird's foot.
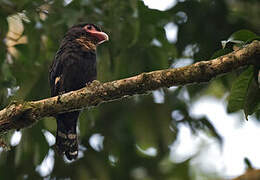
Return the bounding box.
[86,80,101,87]
[57,91,65,103]
[86,80,104,91]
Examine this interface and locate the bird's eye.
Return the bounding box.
[87,25,92,30]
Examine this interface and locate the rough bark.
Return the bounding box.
[0,40,259,134]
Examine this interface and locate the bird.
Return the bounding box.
[49,23,109,160]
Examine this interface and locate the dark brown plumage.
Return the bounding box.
[49,23,108,160]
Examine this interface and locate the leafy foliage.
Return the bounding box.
[224,29,260,119]
[0,0,259,179]
[227,66,254,114]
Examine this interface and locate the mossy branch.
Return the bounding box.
[0,40,259,134]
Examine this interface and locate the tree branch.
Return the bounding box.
[232,169,260,180]
[0,40,259,134]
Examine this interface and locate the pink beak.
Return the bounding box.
[91,31,109,44]
[84,26,109,45]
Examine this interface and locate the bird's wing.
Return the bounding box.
[49,50,63,96]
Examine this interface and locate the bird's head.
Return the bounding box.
[65,23,109,48]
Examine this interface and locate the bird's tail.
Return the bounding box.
[55,111,79,160]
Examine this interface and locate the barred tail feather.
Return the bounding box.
[55,130,78,160]
[55,111,79,160]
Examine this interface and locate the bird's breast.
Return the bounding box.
[61,48,97,92]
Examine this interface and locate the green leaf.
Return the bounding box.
[227,66,254,114]
[221,30,259,49]
[244,78,260,116]
[229,30,257,42]
[211,48,233,59]
[246,36,260,44]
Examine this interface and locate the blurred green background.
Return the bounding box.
[0,0,259,179]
